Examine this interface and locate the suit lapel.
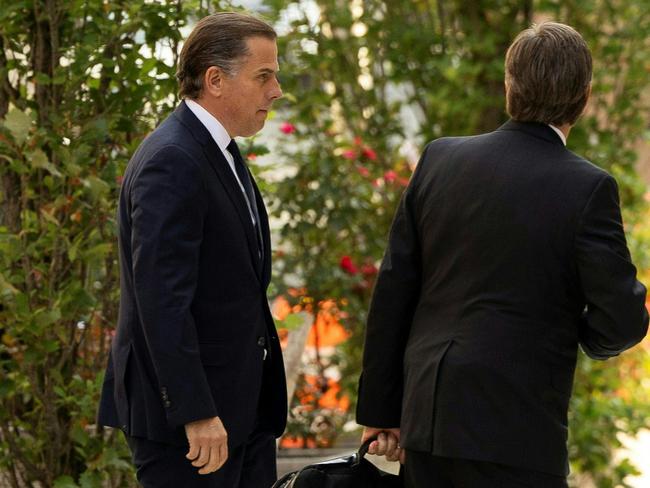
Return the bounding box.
[172,101,263,280]
[252,181,272,287]
[203,143,263,279]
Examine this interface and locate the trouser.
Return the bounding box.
[404,450,569,488]
[125,427,277,488]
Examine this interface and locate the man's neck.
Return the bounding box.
[556,124,571,141]
[548,123,571,146]
[190,97,234,138]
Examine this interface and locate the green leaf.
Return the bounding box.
[68,240,80,262]
[139,58,158,76]
[79,471,102,488]
[277,312,308,331]
[53,475,79,488]
[40,207,61,226]
[34,308,62,328]
[14,291,30,316]
[43,340,60,353]
[82,242,112,263]
[65,162,83,177]
[0,272,19,296]
[0,378,16,398]
[70,424,90,447]
[30,148,62,177]
[83,176,110,201]
[93,446,132,471]
[1,153,28,174]
[34,72,52,84]
[62,285,96,311]
[54,385,67,398]
[2,108,32,145]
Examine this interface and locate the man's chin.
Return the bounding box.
[241,123,265,138]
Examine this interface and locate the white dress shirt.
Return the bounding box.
[548,124,567,146]
[185,99,256,224]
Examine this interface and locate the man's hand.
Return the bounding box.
[361,426,405,464]
[185,416,228,475]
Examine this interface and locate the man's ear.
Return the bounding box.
[203,66,225,98]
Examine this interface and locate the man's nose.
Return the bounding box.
[269,76,283,100]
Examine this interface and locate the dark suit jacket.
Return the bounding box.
[356,120,648,476]
[98,101,287,449]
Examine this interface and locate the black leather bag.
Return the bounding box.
[272,438,403,488]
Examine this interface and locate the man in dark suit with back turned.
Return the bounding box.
[356,22,648,487]
[97,12,287,487]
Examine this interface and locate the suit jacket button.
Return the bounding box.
[164,400,171,408]
[257,336,266,347]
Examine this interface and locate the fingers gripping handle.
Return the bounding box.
[355,435,378,464]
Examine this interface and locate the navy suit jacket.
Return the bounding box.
[98,101,287,449]
[357,121,648,476]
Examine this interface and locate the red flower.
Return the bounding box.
[115,175,124,185]
[362,147,377,160]
[280,122,296,134]
[361,263,378,276]
[354,136,363,146]
[384,170,397,183]
[397,176,409,187]
[339,256,358,274]
[357,166,370,177]
[247,153,257,160]
[342,149,356,160]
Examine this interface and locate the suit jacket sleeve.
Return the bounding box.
[130,145,218,428]
[575,175,649,360]
[356,145,429,428]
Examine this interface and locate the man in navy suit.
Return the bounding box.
[97,12,287,487]
[357,22,648,487]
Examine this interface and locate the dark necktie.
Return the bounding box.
[227,139,263,259]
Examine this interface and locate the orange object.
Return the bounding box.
[272,295,292,321]
[306,300,350,348]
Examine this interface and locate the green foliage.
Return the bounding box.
[0,0,235,485]
[1,0,648,485]
[569,350,650,487]
[263,0,650,483]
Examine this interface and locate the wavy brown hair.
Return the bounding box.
[176,12,276,99]
[505,22,592,126]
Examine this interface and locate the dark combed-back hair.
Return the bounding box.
[176,12,277,99]
[505,21,592,126]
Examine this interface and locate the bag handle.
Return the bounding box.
[356,431,403,464]
[354,435,379,465]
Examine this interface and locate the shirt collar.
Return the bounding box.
[547,124,567,146]
[185,99,232,153]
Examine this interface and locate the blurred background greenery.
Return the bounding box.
[0,0,648,487]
